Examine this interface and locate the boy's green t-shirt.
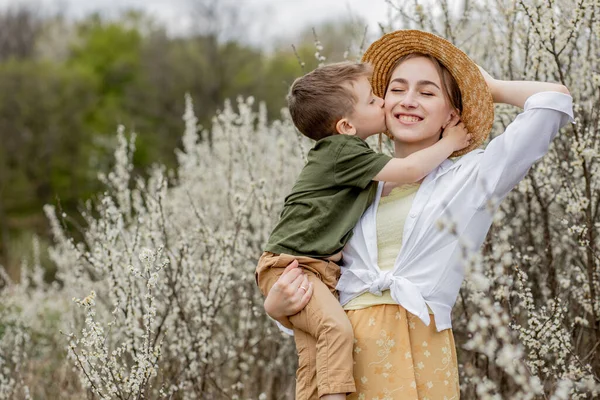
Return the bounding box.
[265,135,392,258]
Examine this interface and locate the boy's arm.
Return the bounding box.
[373,139,454,183]
[373,119,470,183]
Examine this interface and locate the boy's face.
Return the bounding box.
[346,76,386,139]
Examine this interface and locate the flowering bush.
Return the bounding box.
[1,0,599,398]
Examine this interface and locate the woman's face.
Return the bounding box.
[384,56,454,146]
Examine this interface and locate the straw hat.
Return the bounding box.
[362,30,494,156]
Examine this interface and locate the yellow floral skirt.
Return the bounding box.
[345,304,460,400]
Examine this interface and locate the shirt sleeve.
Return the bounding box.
[274,320,294,336]
[333,138,392,188]
[476,91,574,202]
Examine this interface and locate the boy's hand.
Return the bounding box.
[442,115,472,151]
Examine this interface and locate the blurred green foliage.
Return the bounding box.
[0,8,365,278]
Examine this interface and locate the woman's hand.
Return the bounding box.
[263,260,313,329]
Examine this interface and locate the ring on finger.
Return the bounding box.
[299,285,307,292]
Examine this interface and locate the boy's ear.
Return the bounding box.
[336,118,357,135]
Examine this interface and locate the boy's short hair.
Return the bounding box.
[287,62,373,141]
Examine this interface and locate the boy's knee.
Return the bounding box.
[322,312,353,341]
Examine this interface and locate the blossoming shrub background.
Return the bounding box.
[1,0,599,398]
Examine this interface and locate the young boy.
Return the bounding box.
[255,62,470,400]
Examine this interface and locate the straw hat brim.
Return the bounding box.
[362,30,494,157]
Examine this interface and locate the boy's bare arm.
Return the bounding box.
[373,118,471,183]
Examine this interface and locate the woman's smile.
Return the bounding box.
[394,112,424,124]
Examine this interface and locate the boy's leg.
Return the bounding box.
[289,270,356,398]
[256,253,355,398]
[256,253,319,399]
[294,329,345,400]
[255,252,286,295]
[294,328,318,399]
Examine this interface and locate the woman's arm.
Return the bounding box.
[471,69,574,205]
[478,66,570,108]
[263,260,313,330]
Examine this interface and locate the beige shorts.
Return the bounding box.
[256,251,356,399]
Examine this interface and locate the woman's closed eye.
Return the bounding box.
[389,87,435,96]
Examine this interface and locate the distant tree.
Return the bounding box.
[291,17,372,64]
[68,13,144,136]
[0,6,42,62]
[0,59,97,270]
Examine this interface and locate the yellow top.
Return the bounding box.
[343,183,429,311]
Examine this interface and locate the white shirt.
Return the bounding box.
[336,91,574,331]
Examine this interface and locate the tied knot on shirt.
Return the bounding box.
[368,270,392,296]
[364,271,432,326]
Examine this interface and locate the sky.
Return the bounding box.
[0,0,394,47]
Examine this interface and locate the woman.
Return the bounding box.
[264,30,573,399]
